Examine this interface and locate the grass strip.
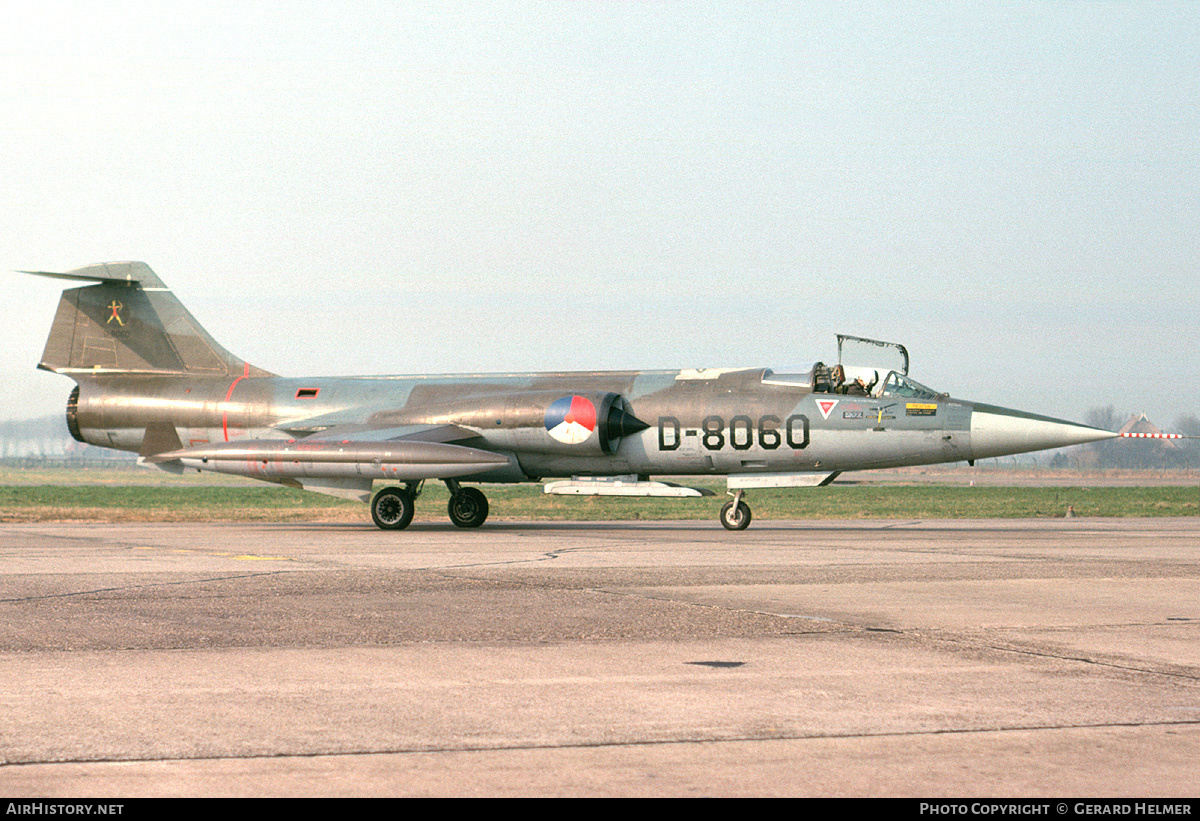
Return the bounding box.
[0,483,1195,523]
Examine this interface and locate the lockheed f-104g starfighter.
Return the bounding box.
[24,262,1118,530]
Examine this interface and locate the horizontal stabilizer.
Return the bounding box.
[20,262,166,287]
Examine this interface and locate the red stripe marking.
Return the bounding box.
[222,362,251,442]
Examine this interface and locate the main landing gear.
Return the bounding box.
[446,481,488,528]
[369,480,490,530]
[371,485,416,530]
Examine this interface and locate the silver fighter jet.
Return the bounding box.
[25,262,1118,530]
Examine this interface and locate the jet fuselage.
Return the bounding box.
[31,262,1118,530]
[68,367,1085,480]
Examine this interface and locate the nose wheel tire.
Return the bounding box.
[372,487,415,530]
[720,500,752,531]
[448,487,489,528]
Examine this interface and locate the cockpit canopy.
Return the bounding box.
[762,335,944,399]
[838,334,908,376]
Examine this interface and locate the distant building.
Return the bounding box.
[0,415,132,464]
[1115,413,1182,469]
[1118,413,1166,438]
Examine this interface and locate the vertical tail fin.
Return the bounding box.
[24,262,272,377]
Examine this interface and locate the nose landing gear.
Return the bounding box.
[720,490,752,531]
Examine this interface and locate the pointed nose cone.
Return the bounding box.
[969,403,1118,461]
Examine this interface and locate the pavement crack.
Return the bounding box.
[920,631,1200,683]
[6,719,1200,769]
[0,571,294,603]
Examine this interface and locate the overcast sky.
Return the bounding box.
[2,2,1197,430]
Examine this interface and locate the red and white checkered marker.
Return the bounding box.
[1120,432,1184,439]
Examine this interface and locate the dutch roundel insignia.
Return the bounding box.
[545,395,597,445]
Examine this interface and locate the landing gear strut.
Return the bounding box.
[720,490,752,531]
[445,480,489,528]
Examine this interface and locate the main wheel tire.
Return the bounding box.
[372,487,415,530]
[720,500,752,531]
[448,487,489,528]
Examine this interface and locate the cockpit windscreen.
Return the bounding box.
[879,371,941,399]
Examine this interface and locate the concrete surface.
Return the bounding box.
[0,518,1197,796]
